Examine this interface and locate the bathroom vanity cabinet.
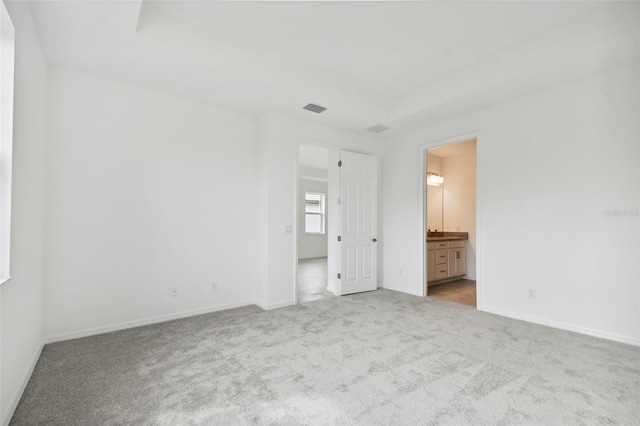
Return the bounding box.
[427,239,466,285]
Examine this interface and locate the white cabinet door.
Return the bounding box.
[447,248,466,277]
[337,151,378,295]
[427,250,435,282]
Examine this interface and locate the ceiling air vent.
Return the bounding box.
[303,103,327,114]
[366,124,391,134]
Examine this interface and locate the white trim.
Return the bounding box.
[473,135,483,311]
[294,153,300,305]
[44,300,255,344]
[482,305,640,347]
[422,147,428,297]
[0,275,11,286]
[255,299,296,311]
[132,0,144,33]
[299,175,328,183]
[384,283,423,297]
[3,343,44,426]
[0,0,16,285]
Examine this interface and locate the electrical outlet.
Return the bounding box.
[211,282,217,292]
[170,287,179,297]
[527,289,536,299]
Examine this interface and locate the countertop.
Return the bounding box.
[427,236,468,242]
[426,231,468,242]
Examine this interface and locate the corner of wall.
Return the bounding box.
[1,1,48,424]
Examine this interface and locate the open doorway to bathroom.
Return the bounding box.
[425,139,477,307]
[297,145,336,303]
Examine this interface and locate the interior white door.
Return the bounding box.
[337,151,378,295]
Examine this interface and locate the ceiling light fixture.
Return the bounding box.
[427,172,444,186]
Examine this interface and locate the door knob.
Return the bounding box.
[373,238,377,242]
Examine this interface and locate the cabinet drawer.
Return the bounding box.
[435,249,447,264]
[434,242,447,249]
[435,264,448,280]
[448,240,466,249]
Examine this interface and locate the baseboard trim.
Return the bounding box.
[44,300,256,344]
[3,343,44,426]
[255,299,296,310]
[381,284,423,297]
[481,305,640,347]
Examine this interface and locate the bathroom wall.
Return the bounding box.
[426,154,444,231]
[442,146,476,279]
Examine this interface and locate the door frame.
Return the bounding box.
[294,139,341,304]
[421,131,483,310]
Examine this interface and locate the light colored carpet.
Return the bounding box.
[11,290,640,425]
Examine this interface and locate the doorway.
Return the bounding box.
[297,145,334,303]
[425,138,477,307]
[296,145,379,302]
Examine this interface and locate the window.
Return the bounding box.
[0,0,15,285]
[304,192,325,234]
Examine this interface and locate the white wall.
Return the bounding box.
[442,149,476,279]
[44,68,262,341]
[1,2,46,423]
[382,63,640,345]
[297,179,328,259]
[258,110,383,308]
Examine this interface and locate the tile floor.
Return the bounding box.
[297,257,336,303]
[428,279,476,307]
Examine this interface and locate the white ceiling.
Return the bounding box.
[28,1,640,137]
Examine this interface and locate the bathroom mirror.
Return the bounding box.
[426,184,443,231]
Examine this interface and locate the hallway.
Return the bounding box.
[297,257,335,303]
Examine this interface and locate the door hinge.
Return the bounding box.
[338,160,342,167]
[337,197,341,205]
[337,235,342,242]
[337,273,341,279]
